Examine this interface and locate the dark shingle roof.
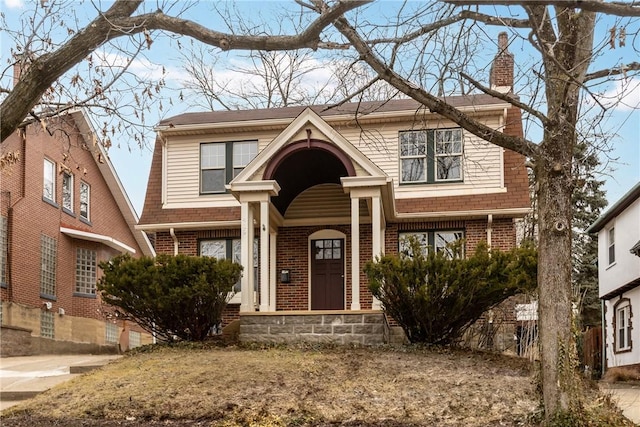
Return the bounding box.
[159,95,509,127]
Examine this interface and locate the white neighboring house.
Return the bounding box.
[587,182,640,372]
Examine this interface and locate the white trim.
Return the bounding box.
[162,196,240,209]
[394,207,530,220]
[136,220,241,231]
[395,186,506,199]
[60,227,136,254]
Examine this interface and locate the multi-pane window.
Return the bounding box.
[75,248,97,295]
[400,129,463,184]
[615,301,632,352]
[435,129,463,181]
[399,231,464,259]
[0,216,7,286]
[200,238,258,294]
[80,181,90,221]
[40,234,57,297]
[608,227,615,265]
[41,310,55,338]
[62,172,73,212]
[129,330,141,348]
[200,141,258,193]
[314,239,342,260]
[43,158,55,201]
[105,322,119,344]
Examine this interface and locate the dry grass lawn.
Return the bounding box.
[1,344,631,426]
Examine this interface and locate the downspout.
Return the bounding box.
[486,214,493,249]
[601,298,606,377]
[169,227,179,256]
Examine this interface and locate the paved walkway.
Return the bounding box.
[0,354,121,411]
[600,383,640,425]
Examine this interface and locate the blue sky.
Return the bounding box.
[1,0,638,217]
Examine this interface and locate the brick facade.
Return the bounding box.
[0,115,152,349]
[154,218,516,328]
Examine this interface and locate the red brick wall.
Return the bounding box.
[1,117,145,326]
[159,217,517,326]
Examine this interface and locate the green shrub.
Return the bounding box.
[365,239,537,345]
[98,254,242,342]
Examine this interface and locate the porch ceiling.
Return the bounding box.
[285,183,369,221]
[271,148,349,215]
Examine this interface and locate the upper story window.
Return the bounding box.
[200,141,258,194]
[399,230,464,259]
[399,128,463,184]
[80,181,90,222]
[43,158,56,202]
[607,227,615,265]
[62,171,74,213]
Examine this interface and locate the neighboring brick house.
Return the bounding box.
[138,33,530,344]
[0,110,154,355]
[587,182,640,373]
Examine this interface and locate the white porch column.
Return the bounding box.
[231,181,280,313]
[350,196,361,311]
[371,191,383,310]
[259,200,270,312]
[240,201,254,312]
[269,231,277,311]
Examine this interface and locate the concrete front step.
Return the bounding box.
[239,311,388,345]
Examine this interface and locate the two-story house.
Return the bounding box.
[0,109,155,356]
[138,34,531,345]
[587,182,640,373]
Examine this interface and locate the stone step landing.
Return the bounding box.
[239,311,388,346]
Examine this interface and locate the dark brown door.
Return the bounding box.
[311,239,345,310]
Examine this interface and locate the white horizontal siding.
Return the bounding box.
[165,114,505,206]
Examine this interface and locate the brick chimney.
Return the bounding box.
[489,32,514,93]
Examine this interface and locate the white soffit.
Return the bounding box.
[60,227,137,255]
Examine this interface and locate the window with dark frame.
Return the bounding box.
[399,129,463,184]
[40,234,57,298]
[399,230,464,259]
[62,171,73,212]
[43,158,55,202]
[80,181,90,221]
[608,227,615,265]
[75,248,97,295]
[200,141,258,193]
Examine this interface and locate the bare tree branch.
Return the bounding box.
[330,14,539,158]
[585,61,640,81]
[446,0,640,17]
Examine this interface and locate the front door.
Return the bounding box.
[311,239,345,310]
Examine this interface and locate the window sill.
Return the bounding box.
[614,347,632,354]
[399,180,464,186]
[40,294,57,301]
[0,282,7,289]
[73,292,97,299]
[63,208,76,218]
[606,261,617,271]
[42,198,59,209]
[80,217,92,227]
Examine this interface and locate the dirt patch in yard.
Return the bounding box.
[0,344,626,426]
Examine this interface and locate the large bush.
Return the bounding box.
[365,239,537,345]
[98,254,242,342]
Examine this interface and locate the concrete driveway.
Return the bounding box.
[0,354,121,411]
[599,383,640,425]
